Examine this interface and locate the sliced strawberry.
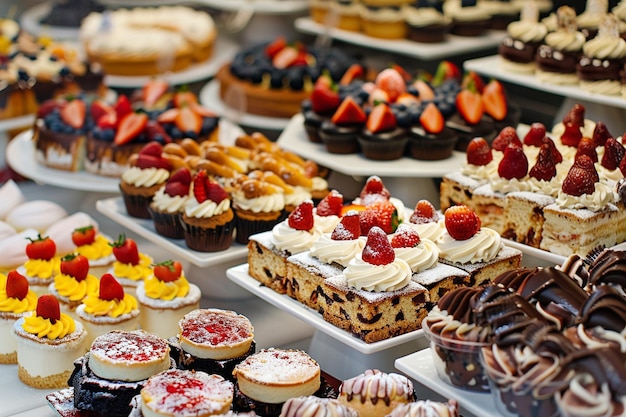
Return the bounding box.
[135,153,171,170]
[331,96,366,125]
[36,99,62,118]
[153,260,183,282]
[575,137,598,163]
[157,108,180,123]
[139,141,163,157]
[375,68,407,102]
[545,137,563,164]
[395,93,420,106]
[562,155,599,196]
[591,121,612,148]
[273,45,299,69]
[6,270,29,300]
[97,112,118,129]
[110,234,140,265]
[90,100,115,123]
[601,138,626,170]
[288,200,314,231]
[456,88,484,125]
[331,210,361,240]
[392,63,413,83]
[311,74,340,114]
[461,71,485,94]
[529,142,557,181]
[412,79,435,101]
[113,95,133,119]
[164,182,189,198]
[562,103,585,127]
[190,102,218,118]
[362,226,395,266]
[72,225,96,247]
[168,167,192,185]
[368,87,390,106]
[560,121,582,147]
[316,189,344,217]
[99,273,124,301]
[265,36,287,59]
[359,200,399,235]
[466,137,493,166]
[432,60,462,86]
[498,143,528,180]
[60,253,89,281]
[60,99,86,129]
[144,119,173,143]
[410,200,438,224]
[391,225,421,248]
[359,175,390,206]
[143,78,169,108]
[193,171,208,203]
[491,126,522,152]
[114,112,148,145]
[26,235,56,261]
[175,106,202,135]
[419,102,444,134]
[36,294,61,323]
[207,181,228,204]
[366,103,396,133]
[523,122,547,147]
[482,79,507,121]
[339,63,365,85]
[444,205,481,241]
[173,91,198,108]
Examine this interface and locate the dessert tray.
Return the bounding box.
[96,196,248,268]
[227,263,425,355]
[395,349,497,417]
[277,113,466,177]
[294,17,505,61]
[199,80,292,130]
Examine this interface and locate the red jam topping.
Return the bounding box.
[90,330,168,363]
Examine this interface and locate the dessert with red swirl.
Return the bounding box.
[69,329,174,417]
[171,308,255,381]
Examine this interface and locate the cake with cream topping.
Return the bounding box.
[0,270,37,364]
[48,253,100,318]
[108,234,153,296]
[16,234,60,296]
[499,1,548,73]
[71,225,115,276]
[280,396,358,417]
[135,260,201,339]
[148,167,191,239]
[13,294,87,388]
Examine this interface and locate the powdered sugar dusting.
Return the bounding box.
[90,330,169,363]
[234,348,319,384]
[179,309,253,347]
[412,263,468,286]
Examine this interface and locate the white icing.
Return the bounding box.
[437,228,502,264]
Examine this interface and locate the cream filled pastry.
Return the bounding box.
[48,253,99,318]
[108,234,153,295]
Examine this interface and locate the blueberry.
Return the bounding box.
[270,68,284,89]
[201,117,218,133]
[102,128,114,142]
[185,130,197,139]
[170,126,182,138]
[92,126,102,139]
[63,124,74,134]
[396,110,412,128]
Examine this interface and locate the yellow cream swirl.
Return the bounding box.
[75,235,113,260]
[112,253,153,281]
[81,293,138,318]
[0,274,37,313]
[53,273,99,301]
[143,275,190,300]
[24,257,60,279]
[22,313,76,340]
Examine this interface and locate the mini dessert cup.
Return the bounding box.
[422,319,490,392]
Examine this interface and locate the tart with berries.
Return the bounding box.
[216,36,356,118]
[156,89,220,143]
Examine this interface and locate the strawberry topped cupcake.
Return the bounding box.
[49,253,100,318]
[71,225,114,276]
[17,234,60,296]
[313,190,344,233]
[148,167,192,239]
[358,100,408,161]
[408,102,458,160]
[0,270,37,364]
[108,234,153,296]
[319,95,367,155]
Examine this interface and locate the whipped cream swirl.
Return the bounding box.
[122,166,169,188]
[184,197,230,219]
[310,234,365,267]
[394,238,439,273]
[152,186,188,214]
[271,222,322,255]
[544,30,586,51]
[437,228,502,264]
[343,255,412,292]
[556,182,617,211]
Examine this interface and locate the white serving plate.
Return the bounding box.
[294,17,505,60]
[395,349,498,417]
[0,115,36,133]
[227,263,425,355]
[195,0,308,14]
[505,238,566,267]
[277,113,467,177]
[199,80,292,130]
[96,196,248,268]
[7,130,120,193]
[19,2,80,41]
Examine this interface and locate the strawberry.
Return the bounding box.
[339,203,366,216]
[456,88,484,125]
[523,122,547,147]
[419,102,444,134]
[165,167,192,197]
[395,93,420,106]
[461,71,485,94]
[25,235,56,261]
[366,103,396,133]
[110,234,140,265]
[145,119,173,143]
[560,121,582,147]
[575,137,598,163]
[491,126,522,152]
[392,63,413,83]
[331,211,360,240]
[189,102,217,118]
[359,200,399,235]
[362,226,395,266]
[601,138,626,171]
[444,205,481,241]
[591,121,612,148]
[331,96,366,125]
[169,166,192,184]
[315,190,343,217]
[72,225,96,247]
[142,78,169,108]
[375,68,407,102]
[97,111,118,129]
[114,112,148,145]
[340,63,365,85]
[310,74,340,114]
[273,45,299,69]
[410,200,439,224]
[136,153,171,170]
[6,270,29,300]
[90,100,115,123]
[288,200,314,231]
[482,79,507,121]
[60,99,86,129]
[60,253,89,281]
[140,141,163,157]
[173,91,198,108]
[432,60,462,86]
[562,103,585,127]
[498,143,528,180]
[466,137,493,166]
[265,36,287,59]
[206,182,229,204]
[99,273,124,301]
[368,87,390,106]
[175,106,202,135]
[192,171,209,203]
[562,155,599,196]
[153,260,183,282]
[113,95,133,119]
[157,108,180,123]
[391,225,421,248]
[359,175,390,205]
[529,142,557,182]
[411,79,435,101]
[544,137,563,164]
[36,294,61,323]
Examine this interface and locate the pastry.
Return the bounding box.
[0,270,37,364]
[108,233,153,295]
[16,233,61,296]
[49,253,99,318]
[498,1,548,73]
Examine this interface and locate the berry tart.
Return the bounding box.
[48,253,99,318]
[0,270,37,364]
[319,94,366,155]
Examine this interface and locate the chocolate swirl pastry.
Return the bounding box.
[577,284,626,333]
[587,249,626,290]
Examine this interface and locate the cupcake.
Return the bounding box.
[16,234,60,296]
[135,259,201,339]
[330,0,363,32]
[148,167,192,239]
[359,0,409,39]
[181,171,235,252]
[13,294,87,388]
[407,102,458,160]
[444,0,491,36]
[71,225,115,276]
[109,234,153,296]
[319,96,366,154]
[48,253,100,319]
[358,102,408,161]
[76,273,141,347]
[479,0,521,30]
[404,0,450,43]
[0,270,37,364]
[498,1,548,73]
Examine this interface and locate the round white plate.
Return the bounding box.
[195,0,307,14]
